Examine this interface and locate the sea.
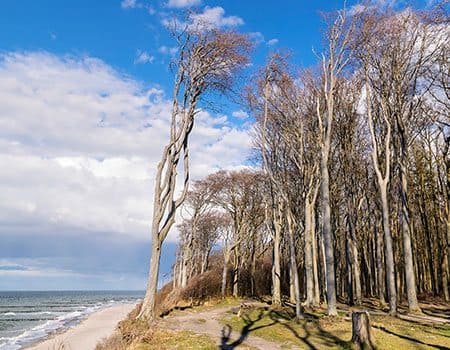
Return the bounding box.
[0,290,143,350]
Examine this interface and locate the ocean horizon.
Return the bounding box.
[0,290,144,350]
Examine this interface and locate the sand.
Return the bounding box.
[26,303,136,350]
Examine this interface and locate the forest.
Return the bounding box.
[100,2,450,349]
[163,4,449,315]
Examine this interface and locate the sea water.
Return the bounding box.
[0,290,143,350]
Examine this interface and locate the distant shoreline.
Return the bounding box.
[25,303,136,350]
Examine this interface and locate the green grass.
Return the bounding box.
[219,306,450,350]
[132,329,217,350]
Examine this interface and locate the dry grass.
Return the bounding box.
[95,303,154,350]
[129,329,217,350]
[51,341,71,350]
[96,319,217,350]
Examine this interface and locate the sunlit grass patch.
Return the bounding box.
[131,329,217,350]
[219,306,450,350]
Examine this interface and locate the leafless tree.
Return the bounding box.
[354,7,448,313]
[138,19,252,319]
[315,8,356,316]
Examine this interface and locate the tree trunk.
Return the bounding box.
[351,237,362,305]
[181,250,188,288]
[312,240,321,305]
[290,262,296,304]
[200,255,207,275]
[380,186,397,315]
[351,311,373,350]
[272,225,282,305]
[375,224,386,306]
[441,248,449,301]
[172,259,178,290]
[319,229,328,303]
[305,200,315,307]
[288,231,303,319]
[222,250,230,297]
[232,249,239,297]
[250,240,257,296]
[321,149,337,316]
[347,208,362,305]
[312,211,321,306]
[139,239,161,319]
[399,162,421,313]
[346,233,354,305]
[444,135,450,298]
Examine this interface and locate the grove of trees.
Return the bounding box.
[140,4,449,319]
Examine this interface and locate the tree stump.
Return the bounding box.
[351,311,373,349]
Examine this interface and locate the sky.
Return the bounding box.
[0,0,442,291]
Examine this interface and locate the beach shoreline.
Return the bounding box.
[24,303,136,350]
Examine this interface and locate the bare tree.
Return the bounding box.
[366,77,397,314]
[354,7,447,313]
[138,20,252,319]
[315,8,356,316]
[218,213,236,296]
[204,169,265,297]
[250,54,306,318]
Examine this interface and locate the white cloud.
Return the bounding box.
[190,6,244,30]
[267,38,279,46]
[348,3,370,16]
[121,0,154,13]
[0,51,252,242]
[249,32,265,45]
[158,45,178,56]
[121,0,137,9]
[232,110,249,119]
[348,0,409,15]
[134,50,155,64]
[167,0,201,8]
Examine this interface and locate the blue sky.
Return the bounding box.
[0,0,340,84]
[0,0,441,290]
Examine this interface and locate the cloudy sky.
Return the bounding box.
[0,0,438,290]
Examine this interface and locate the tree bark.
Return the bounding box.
[232,248,239,297]
[305,199,315,307]
[366,80,397,315]
[381,187,397,315]
[375,223,386,306]
[321,148,337,316]
[222,249,230,297]
[139,239,162,319]
[272,221,282,305]
[287,211,303,320]
[312,219,321,306]
[399,161,421,313]
[351,311,373,350]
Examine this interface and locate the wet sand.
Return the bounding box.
[26,303,135,350]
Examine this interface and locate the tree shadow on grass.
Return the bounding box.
[373,324,449,350]
[269,310,353,350]
[220,308,276,349]
[268,310,318,350]
[220,307,353,350]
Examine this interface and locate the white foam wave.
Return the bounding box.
[1,311,58,317]
[0,306,101,350]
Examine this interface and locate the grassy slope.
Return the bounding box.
[130,330,217,350]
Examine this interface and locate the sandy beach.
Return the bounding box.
[26,303,136,350]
